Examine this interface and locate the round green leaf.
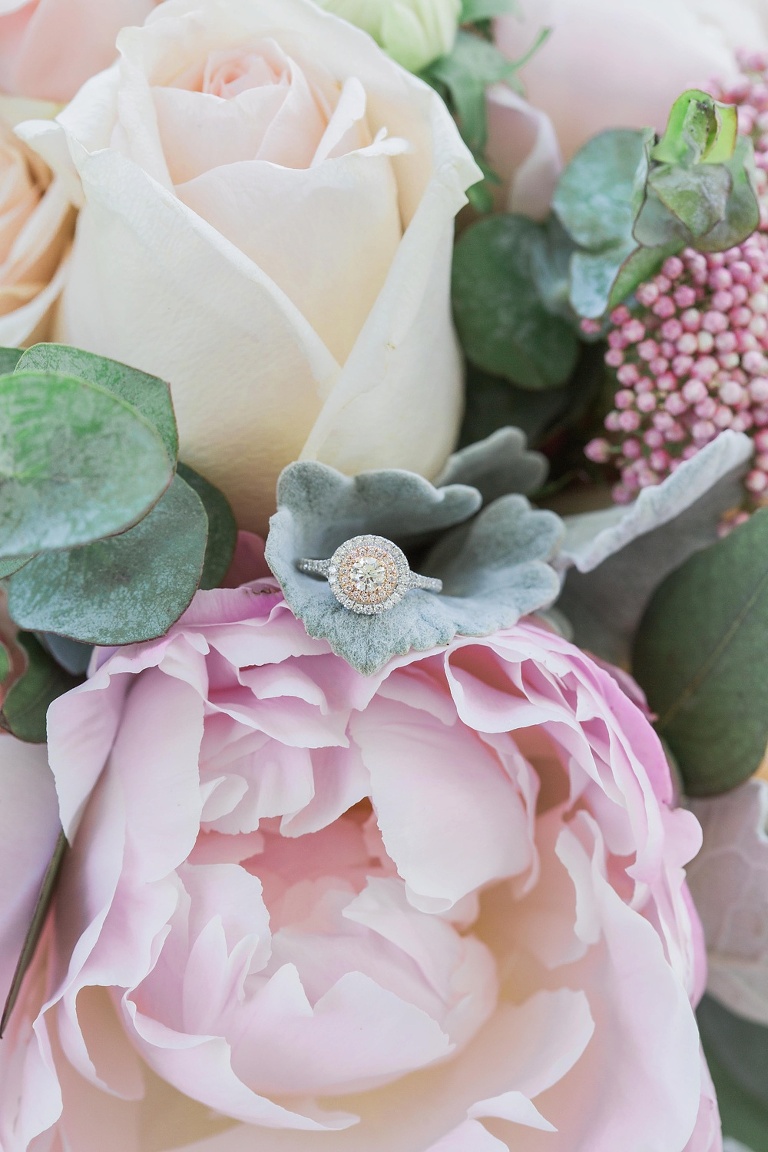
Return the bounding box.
[0,348,22,374]
[0,371,174,558]
[453,215,579,389]
[553,129,649,251]
[7,475,208,645]
[176,462,237,589]
[633,508,768,796]
[0,632,81,743]
[18,344,178,463]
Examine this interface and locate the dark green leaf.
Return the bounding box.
[700,997,768,1152]
[553,129,650,251]
[0,641,8,685]
[0,371,174,557]
[453,214,580,389]
[17,344,178,463]
[608,242,683,310]
[0,632,81,743]
[0,348,22,374]
[698,137,760,252]
[423,31,520,152]
[0,555,33,578]
[176,462,237,589]
[36,632,93,676]
[460,0,518,20]
[0,829,67,1039]
[633,508,768,796]
[7,474,208,645]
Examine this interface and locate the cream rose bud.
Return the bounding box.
[21,0,480,533]
[494,0,768,162]
[0,97,73,346]
[314,0,461,72]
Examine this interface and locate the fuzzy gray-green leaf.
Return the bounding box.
[435,426,548,503]
[556,430,753,666]
[266,463,562,674]
[7,475,207,645]
[0,371,174,558]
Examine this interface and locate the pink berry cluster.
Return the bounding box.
[584,50,768,507]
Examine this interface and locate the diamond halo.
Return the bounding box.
[297,534,442,615]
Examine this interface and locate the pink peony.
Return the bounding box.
[2,581,718,1150]
[0,0,156,103]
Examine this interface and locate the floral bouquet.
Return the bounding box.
[2,1,768,1150]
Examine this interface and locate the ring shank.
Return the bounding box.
[297,558,331,577]
[409,573,443,593]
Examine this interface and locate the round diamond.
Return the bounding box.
[327,535,409,614]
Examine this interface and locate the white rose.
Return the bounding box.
[22,0,480,531]
[314,0,461,72]
[494,0,768,162]
[0,96,72,346]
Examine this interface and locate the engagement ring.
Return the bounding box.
[297,535,442,615]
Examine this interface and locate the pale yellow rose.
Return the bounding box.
[21,0,480,531]
[0,96,73,346]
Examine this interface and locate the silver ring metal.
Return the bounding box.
[297,534,442,615]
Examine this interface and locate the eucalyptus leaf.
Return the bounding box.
[7,475,208,645]
[698,137,760,252]
[266,462,562,673]
[608,241,683,310]
[0,829,67,1039]
[18,344,178,462]
[568,243,635,319]
[0,632,81,743]
[703,1037,768,1152]
[633,506,768,796]
[553,129,650,251]
[423,30,520,152]
[556,429,753,666]
[37,632,93,676]
[0,371,174,557]
[176,462,237,589]
[0,641,8,685]
[652,89,738,166]
[453,214,580,388]
[0,348,22,374]
[699,996,768,1115]
[436,426,548,503]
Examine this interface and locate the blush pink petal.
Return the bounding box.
[0,0,155,102]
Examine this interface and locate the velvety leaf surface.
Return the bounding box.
[266,463,562,673]
[555,430,752,665]
[435,426,548,503]
[0,371,173,557]
[7,475,207,645]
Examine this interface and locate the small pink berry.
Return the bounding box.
[746,468,768,493]
[653,296,677,319]
[618,410,641,432]
[585,438,612,463]
[617,363,640,386]
[661,318,683,341]
[615,389,635,409]
[606,349,625,367]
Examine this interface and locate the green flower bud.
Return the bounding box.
[317,0,461,72]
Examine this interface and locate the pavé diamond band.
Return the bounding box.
[297,534,442,615]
